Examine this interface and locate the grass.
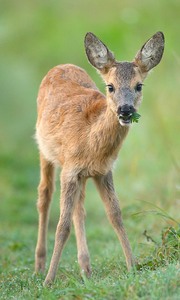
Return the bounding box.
[0,0,180,299]
[0,225,179,300]
[1,265,180,300]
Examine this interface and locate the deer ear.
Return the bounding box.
[134,32,164,73]
[84,32,115,73]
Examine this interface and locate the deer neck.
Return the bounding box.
[90,102,130,156]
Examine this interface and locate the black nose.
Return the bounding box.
[117,105,135,116]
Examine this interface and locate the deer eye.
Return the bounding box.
[107,84,115,93]
[135,83,143,92]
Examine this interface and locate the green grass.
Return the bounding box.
[0,0,180,299]
[0,225,179,300]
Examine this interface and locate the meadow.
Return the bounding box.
[0,0,179,299]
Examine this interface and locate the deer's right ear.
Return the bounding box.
[84,32,115,73]
[134,32,165,73]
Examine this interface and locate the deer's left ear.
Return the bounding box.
[134,32,165,73]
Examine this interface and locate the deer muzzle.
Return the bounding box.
[117,104,136,124]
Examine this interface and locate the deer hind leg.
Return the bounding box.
[44,169,82,286]
[73,178,91,278]
[35,153,55,273]
[93,171,134,271]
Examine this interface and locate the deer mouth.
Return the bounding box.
[117,105,135,126]
[118,113,132,125]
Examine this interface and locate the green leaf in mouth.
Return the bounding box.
[130,112,141,123]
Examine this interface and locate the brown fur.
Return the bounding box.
[35,32,164,285]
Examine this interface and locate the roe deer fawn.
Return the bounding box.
[35,32,164,285]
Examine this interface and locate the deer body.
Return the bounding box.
[35,32,164,285]
[36,64,128,176]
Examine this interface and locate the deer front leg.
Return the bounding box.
[35,154,55,273]
[73,178,91,278]
[93,171,134,271]
[44,169,81,286]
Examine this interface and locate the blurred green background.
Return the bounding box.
[0,0,179,272]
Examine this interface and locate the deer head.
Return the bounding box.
[85,32,164,126]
